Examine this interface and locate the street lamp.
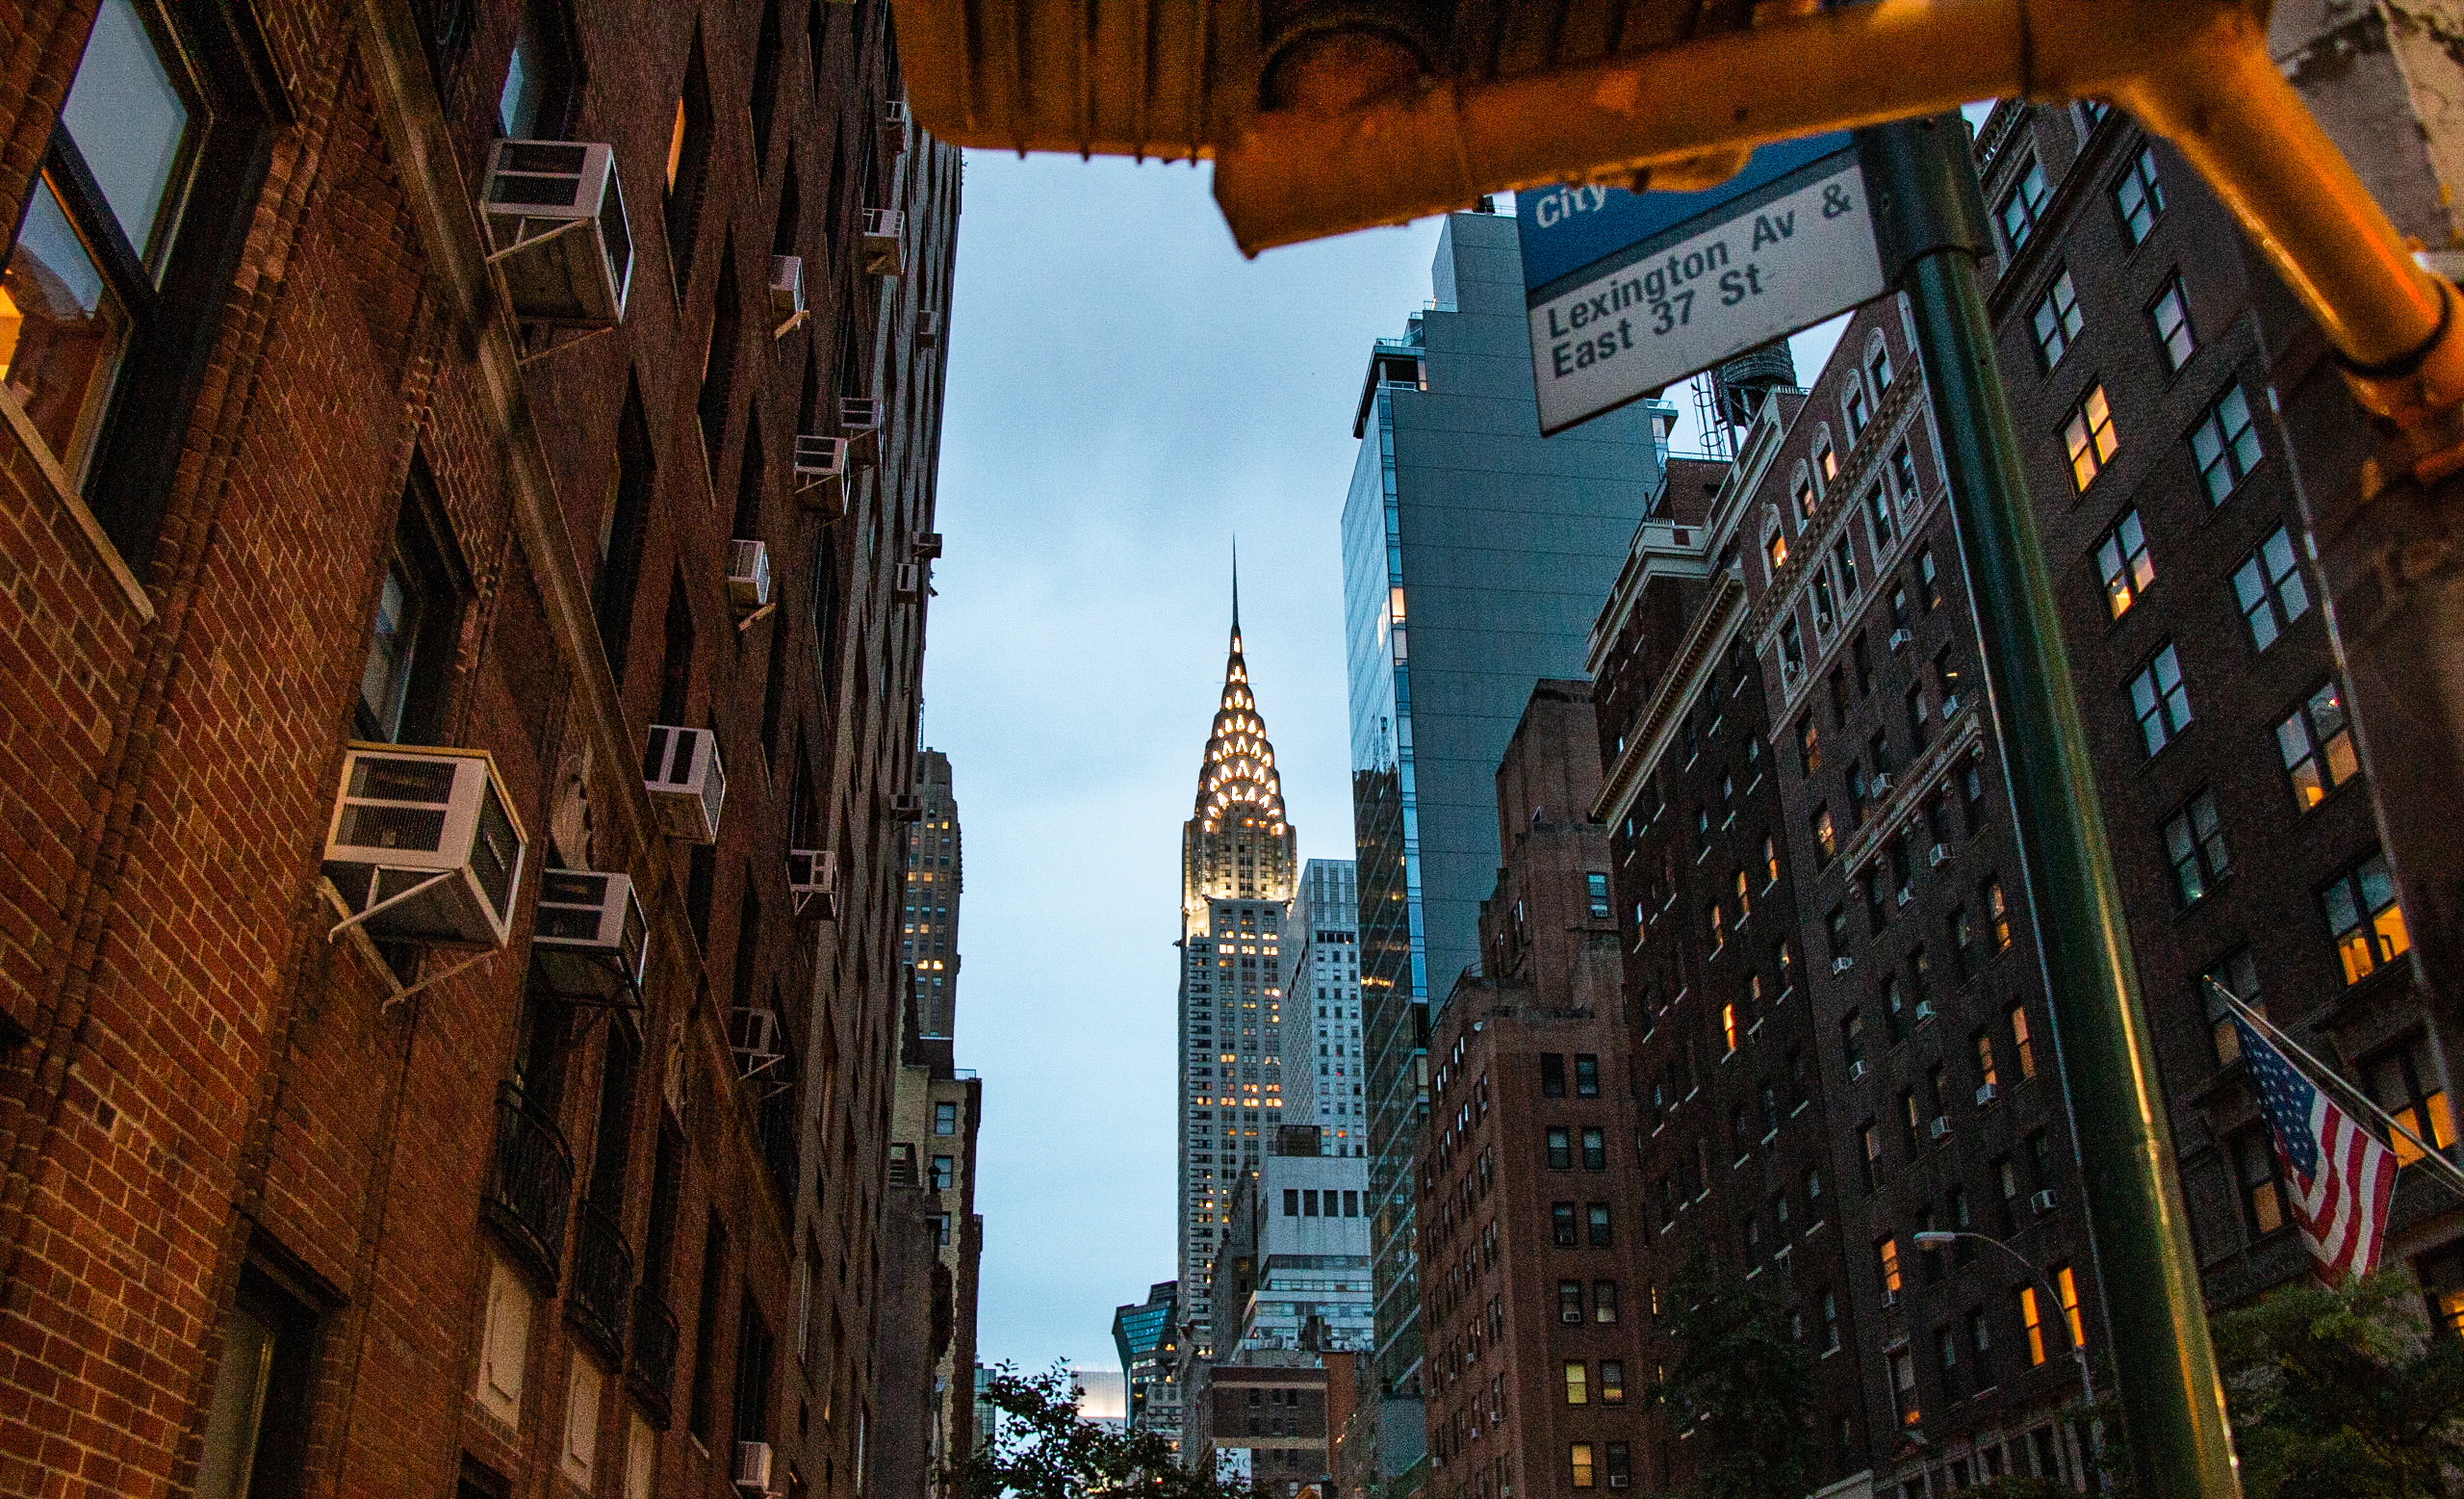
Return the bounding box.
[1913,1230,2098,1435]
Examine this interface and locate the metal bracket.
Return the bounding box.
[327,868,455,942]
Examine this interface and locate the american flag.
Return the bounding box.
[2229,1008,2398,1283]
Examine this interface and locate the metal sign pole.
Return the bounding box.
[1852,115,2241,1499]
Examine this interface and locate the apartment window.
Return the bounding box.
[1842,1011,1867,1070]
[595,386,655,679]
[196,1264,318,1499]
[1722,1003,1739,1055]
[2162,789,2229,906]
[1600,1360,1626,1405]
[1581,1127,1607,1171]
[1782,617,1806,679]
[1767,529,1789,572]
[1571,1444,1597,1489]
[1984,880,2013,952]
[1557,1280,1583,1324]
[1563,1360,1588,1405]
[2191,385,2262,503]
[1845,385,1869,442]
[732,1295,773,1446]
[1865,487,1898,556]
[2202,948,2261,1068]
[1999,159,2048,252]
[934,1101,958,1135]
[2064,384,2118,491]
[2362,1034,2456,1166]
[929,1154,953,1190]
[664,33,714,274]
[2233,1125,2288,1237]
[1827,906,1850,962]
[1593,1280,1619,1323]
[2095,508,2153,618]
[1878,1236,1903,1294]
[2010,1002,2037,1079]
[498,0,578,138]
[1541,1054,1566,1098]
[748,0,783,165]
[1820,1289,1841,1352]
[6,0,276,563]
[2032,269,2082,369]
[2323,850,2409,985]
[686,1215,729,1438]
[1552,1202,1578,1248]
[2116,142,2166,245]
[1547,1128,1572,1171]
[2129,643,2192,756]
[1799,717,1821,775]
[2150,275,2195,372]
[2234,526,2311,650]
[1917,546,1939,610]
[1860,1123,1883,1191]
[357,472,467,741]
[2020,1286,2047,1366]
[1586,872,1612,920]
[1587,1202,1613,1247]
[1892,442,1919,503]
[1576,1054,1600,1098]
[1870,344,1894,394]
[2272,681,2361,812]
[1605,1444,1631,1488]
[1975,1032,1999,1094]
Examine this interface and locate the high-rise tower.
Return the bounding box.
[1178,582,1299,1355]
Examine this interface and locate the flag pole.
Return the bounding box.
[2204,977,2464,1206]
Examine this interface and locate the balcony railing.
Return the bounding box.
[629,1284,680,1426]
[481,1082,574,1289]
[566,1202,632,1364]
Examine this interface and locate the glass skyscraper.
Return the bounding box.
[1342,209,1670,1414]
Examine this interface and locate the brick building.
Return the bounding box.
[877,1014,983,1499]
[1973,93,2464,1312]
[0,0,954,1494]
[1585,439,1878,1494]
[1416,683,1646,1499]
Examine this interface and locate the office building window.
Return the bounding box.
[2323,850,2409,985]
[2150,275,2195,372]
[2277,682,2359,810]
[2064,384,2118,491]
[2233,526,2311,651]
[2191,385,2261,503]
[2116,142,2166,245]
[2095,507,2153,618]
[2032,269,2082,369]
[2162,789,2229,906]
[2129,643,2192,756]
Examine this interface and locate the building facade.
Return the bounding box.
[1116,1279,1185,1441]
[1284,858,1367,1154]
[1180,597,1300,1353]
[880,1019,983,1499]
[904,748,962,1037]
[1417,683,1648,1499]
[1342,206,1672,1424]
[0,0,954,1494]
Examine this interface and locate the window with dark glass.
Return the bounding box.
[2191,385,2261,503]
[1541,1053,1566,1098]
[2162,789,2229,906]
[1552,1202,1577,1247]
[1581,1127,1606,1171]
[2116,143,2166,245]
[2234,526,2311,651]
[2032,268,2081,369]
[1547,1127,1571,1171]
[1575,1054,1600,1098]
[356,467,465,744]
[196,1262,320,1499]
[664,32,714,275]
[498,0,579,138]
[1998,158,2048,251]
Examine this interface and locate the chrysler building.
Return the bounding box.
[1176,579,1297,1354]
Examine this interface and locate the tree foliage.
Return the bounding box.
[948,1362,1273,1499]
[2210,1270,2464,1499]
[1653,1254,1819,1499]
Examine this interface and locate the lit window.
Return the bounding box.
[1999,159,2049,252]
[2277,682,2360,810]
[2191,385,2261,503]
[2020,1286,2046,1365]
[2323,851,2409,986]
[2363,1034,2456,1167]
[2116,143,2166,246]
[2095,507,2153,618]
[1570,1444,1596,1489]
[1600,1360,1625,1405]
[2150,276,2194,372]
[1878,1235,1902,1293]
[1562,1361,1588,1405]
[1766,528,1789,573]
[2032,269,2082,369]
[1722,1003,1738,1054]
[2128,643,2192,757]
[2064,384,2118,491]
[2161,789,2229,907]
[2234,1125,2286,1237]
[2202,948,2262,1069]
[2234,526,2311,651]
[2009,999,2035,1078]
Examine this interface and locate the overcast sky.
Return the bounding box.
[921,152,1843,1378]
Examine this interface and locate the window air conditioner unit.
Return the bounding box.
[478,140,631,326]
[1976,1082,1998,1107]
[792,434,850,513]
[1895,886,1913,908]
[911,531,944,560]
[1608,1478,1630,1490]
[889,792,925,822]
[1913,999,1937,1024]
[1928,842,1950,868]
[916,308,942,346]
[1888,628,1913,652]
[733,1439,775,1492]
[321,745,526,948]
[895,561,922,597]
[2031,1188,2059,1215]
[728,539,772,615]
[529,869,649,1000]
[840,396,884,437]
[767,253,806,334]
[1883,1288,1901,1307]
[883,101,912,160]
[643,725,727,843]
[860,208,907,276]
[1928,1116,1951,1142]
[727,1008,784,1081]
[788,849,839,919]
[1848,1059,1868,1082]
[1832,956,1855,976]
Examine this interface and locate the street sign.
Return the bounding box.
[1519,141,1888,436]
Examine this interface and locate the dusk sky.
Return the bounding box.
[921,151,1844,1379]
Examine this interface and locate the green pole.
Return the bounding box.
[1852,115,2240,1499]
